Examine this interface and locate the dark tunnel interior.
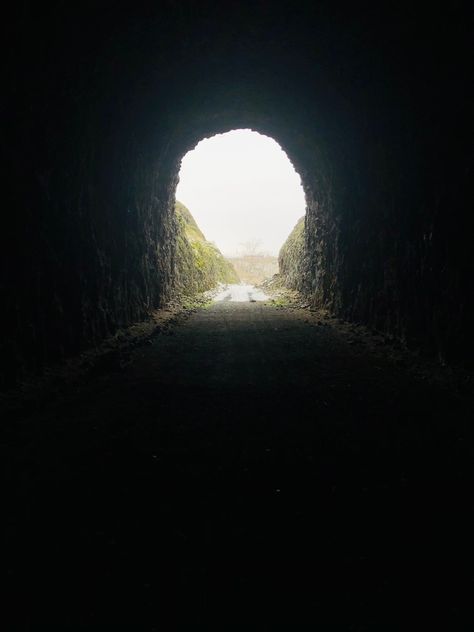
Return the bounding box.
[3,1,472,383]
[2,1,473,628]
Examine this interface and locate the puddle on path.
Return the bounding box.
[213,284,270,303]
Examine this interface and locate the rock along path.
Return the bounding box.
[4,295,473,628]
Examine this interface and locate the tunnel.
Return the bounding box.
[3,1,471,384]
[2,2,473,628]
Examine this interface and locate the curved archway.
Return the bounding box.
[153,113,333,311]
[176,129,306,259]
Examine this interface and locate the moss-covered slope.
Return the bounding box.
[278,216,308,291]
[174,201,239,294]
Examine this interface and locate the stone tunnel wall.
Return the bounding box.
[1,2,472,387]
[1,5,182,387]
[2,105,179,386]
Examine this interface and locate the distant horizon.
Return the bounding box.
[225,252,278,259]
[175,129,306,257]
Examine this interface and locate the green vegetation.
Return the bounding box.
[267,296,291,308]
[278,216,306,290]
[174,201,239,295]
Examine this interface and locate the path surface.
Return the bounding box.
[213,282,270,302]
[4,299,473,627]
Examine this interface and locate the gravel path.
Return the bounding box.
[4,300,473,628]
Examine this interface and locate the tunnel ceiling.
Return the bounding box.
[2,1,472,385]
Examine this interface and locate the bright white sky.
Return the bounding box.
[175,129,306,256]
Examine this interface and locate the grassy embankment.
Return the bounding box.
[278,216,306,290]
[174,201,239,296]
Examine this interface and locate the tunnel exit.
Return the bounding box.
[175,129,306,293]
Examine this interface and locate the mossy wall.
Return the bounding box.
[173,202,239,295]
[279,217,308,291]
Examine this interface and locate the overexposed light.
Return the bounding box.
[176,129,306,256]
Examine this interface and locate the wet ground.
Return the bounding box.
[3,296,474,628]
[213,282,270,302]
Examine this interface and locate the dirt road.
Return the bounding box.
[4,299,473,628]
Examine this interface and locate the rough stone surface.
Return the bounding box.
[2,2,472,385]
[278,217,307,291]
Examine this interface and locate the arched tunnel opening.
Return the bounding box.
[2,2,473,627]
[175,128,307,296]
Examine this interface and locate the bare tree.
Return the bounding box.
[238,239,264,257]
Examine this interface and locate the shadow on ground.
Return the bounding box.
[4,301,473,628]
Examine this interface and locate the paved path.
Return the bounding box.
[4,301,473,627]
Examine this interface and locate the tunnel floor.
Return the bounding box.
[4,301,473,628]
